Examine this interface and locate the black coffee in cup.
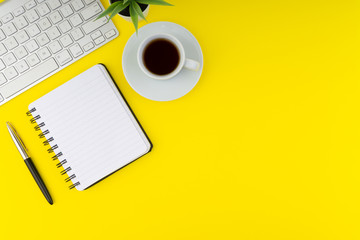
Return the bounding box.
[143,39,180,76]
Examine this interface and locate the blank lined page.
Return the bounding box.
[29,65,151,191]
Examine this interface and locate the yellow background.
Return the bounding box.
[1,0,359,239]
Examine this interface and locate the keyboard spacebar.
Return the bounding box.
[0,58,59,99]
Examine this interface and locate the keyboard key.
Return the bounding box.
[60,5,74,18]
[60,34,73,47]
[61,0,71,3]
[4,53,17,66]
[55,50,72,65]
[48,41,62,53]
[82,17,106,34]
[13,16,29,30]
[0,58,59,98]
[15,31,30,44]
[94,36,105,45]
[0,29,5,41]
[37,3,51,16]
[84,0,95,4]
[91,30,101,40]
[59,20,72,33]
[0,60,5,71]
[81,3,101,20]
[38,17,52,31]
[27,54,41,67]
[48,27,61,39]
[69,43,83,58]
[4,66,18,80]
[38,47,51,60]
[27,24,41,37]
[69,14,83,27]
[16,60,30,73]
[13,7,26,17]
[71,0,85,11]
[37,33,50,46]
[26,9,40,23]
[48,0,62,10]
[0,74,7,86]
[4,37,19,50]
[14,46,28,59]
[71,28,84,41]
[26,39,39,52]
[105,29,116,39]
[2,13,14,24]
[49,11,63,24]
[83,42,94,52]
[0,43,7,56]
[3,23,18,36]
[25,0,37,10]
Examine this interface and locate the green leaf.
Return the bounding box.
[95,1,122,20]
[130,2,139,34]
[123,0,129,3]
[136,0,173,6]
[133,2,147,21]
[108,2,130,21]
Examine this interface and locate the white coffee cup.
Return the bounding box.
[137,33,200,80]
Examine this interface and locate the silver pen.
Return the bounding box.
[7,122,53,205]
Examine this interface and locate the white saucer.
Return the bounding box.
[122,22,203,101]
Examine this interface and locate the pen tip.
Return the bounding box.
[6,121,12,129]
[6,122,12,131]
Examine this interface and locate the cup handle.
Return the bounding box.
[184,58,200,71]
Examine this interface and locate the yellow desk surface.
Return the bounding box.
[1,0,360,239]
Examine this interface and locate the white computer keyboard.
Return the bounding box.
[0,0,119,106]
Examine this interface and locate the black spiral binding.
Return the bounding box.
[27,107,80,190]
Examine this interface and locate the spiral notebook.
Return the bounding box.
[27,64,152,191]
